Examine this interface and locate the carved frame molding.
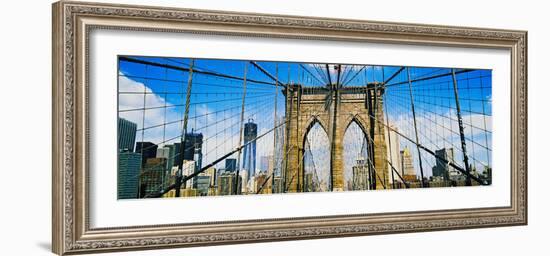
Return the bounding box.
[52,1,527,255]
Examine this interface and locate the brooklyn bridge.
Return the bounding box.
[116,56,493,199]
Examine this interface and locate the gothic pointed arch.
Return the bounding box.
[302,119,330,192]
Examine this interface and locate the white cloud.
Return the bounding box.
[391,111,492,142]
[119,73,282,171]
[118,73,181,146]
[388,110,493,176]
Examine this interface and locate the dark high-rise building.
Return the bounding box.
[304,172,314,192]
[225,158,237,172]
[117,151,142,199]
[135,142,158,167]
[217,172,241,196]
[242,120,257,177]
[482,166,492,185]
[194,175,211,196]
[118,118,137,152]
[172,142,182,168]
[432,148,456,181]
[182,132,203,171]
[139,158,167,198]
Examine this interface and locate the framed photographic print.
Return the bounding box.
[52,1,527,255]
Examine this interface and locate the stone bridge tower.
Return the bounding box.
[283,83,389,192]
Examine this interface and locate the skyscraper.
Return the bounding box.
[117,151,141,199]
[254,172,270,194]
[225,158,237,172]
[352,157,369,190]
[166,166,180,188]
[182,132,203,171]
[172,142,182,168]
[182,160,196,189]
[432,148,460,181]
[385,125,401,184]
[259,155,274,173]
[239,170,249,194]
[242,120,257,177]
[217,172,240,196]
[304,172,314,192]
[156,147,170,170]
[482,166,492,185]
[139,158,166,198]
[205,167,217,187]
[260,156,270,172]
[194,174,211,196]
[156,144,176,171]
[135,142,158,167]
[400,147,417,182]
[118,118,137,152]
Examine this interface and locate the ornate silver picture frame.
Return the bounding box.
[52,1,527,255]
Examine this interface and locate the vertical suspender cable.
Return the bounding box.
[451,69,473,186]
[235,63,248,194]
[406,67,426,188]
[175,59,195,197]
[272,64,279,193]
